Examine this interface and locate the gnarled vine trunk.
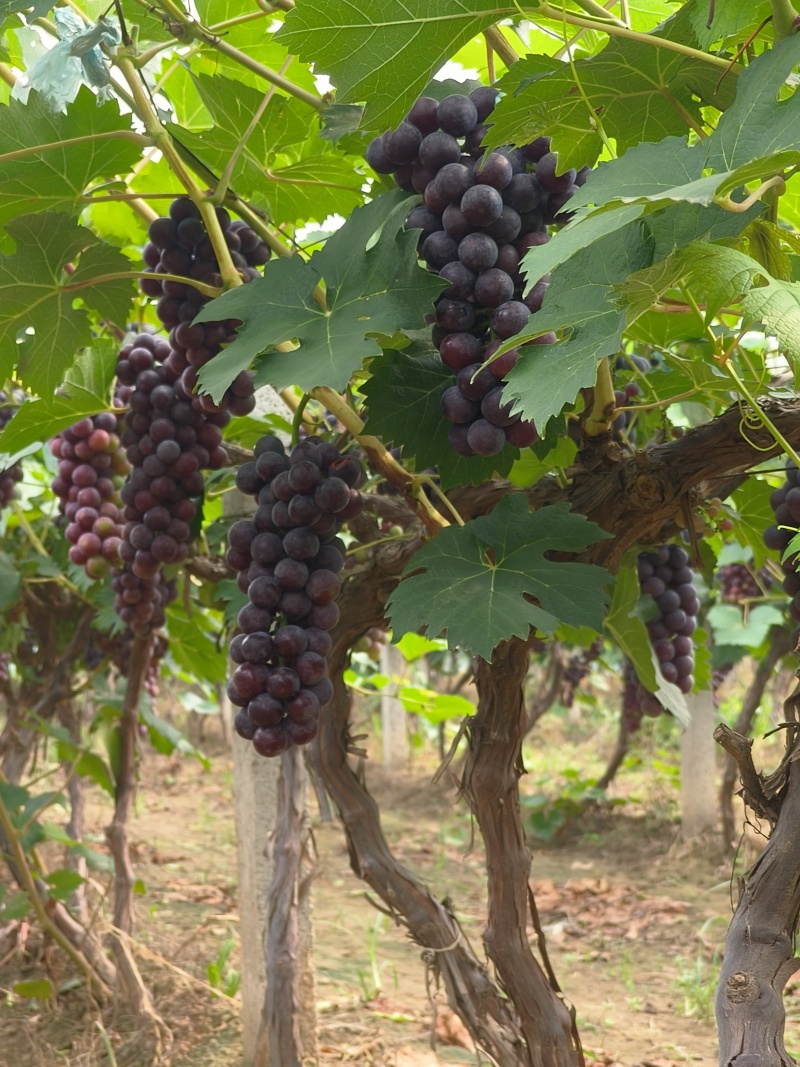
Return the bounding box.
[715,678,800,1065]
[464,640,582,1067]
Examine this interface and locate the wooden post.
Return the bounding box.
[680,689,718,839]
[227,388,317,1066]
[380,643,409,769]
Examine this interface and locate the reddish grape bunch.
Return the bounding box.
[0,393,23,509]
[114,331,229,635]
[227,435,364,757]
[718,562,771,604]
[50,414,129,578]
[764,462,800,621]
[365,88,589,457]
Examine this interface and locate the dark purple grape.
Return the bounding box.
[365,134,394,174]
[385,121,422,165]
[283,527,320,561]
[253,726,289,757]
[458,233,498,271]
[491,301,531,340]
[436,94,478,136]
[474,269,514,308]
[422,231,459,269]
[419,131,461,169]
[274,625,309,657]
[274,557,309,591]
[441,386,479,424]
[461,185,503,226]
[439,261,476,299]
[439,332,483,371]
[536,152,576,194]
[248,694,284,728]
[434,163,473,204]
[467,419,505,456]
[435,298,475,332]
[457,363,495,401]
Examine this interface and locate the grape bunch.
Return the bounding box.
[638,545,698,695]
[621,660,647,732]
[49,414,129,578]
[0,393,23,509]
[85,627,168,698]
[764,462,800,622]
[141,197,269,418]
[365,90,585,457]
[226,434,364,757]
[718,562,771,604]
[560,637,602,707]
[114,330,229,634]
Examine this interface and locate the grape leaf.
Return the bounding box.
[168,75,362,226]
[0,214,133,397]
[486,7,736,170]
[278,0,507,131]
[387,495,612,660]
[620,241,800,361]
[603,563,657,691]
[196,191,444,397]
[0,87,144,234]
[547,37,800,252]
[502,222,653,435]
[707,603,785,648]
[361,347,515,490]
[689,0,770,47]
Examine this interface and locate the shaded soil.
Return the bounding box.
[3,712,799,1067]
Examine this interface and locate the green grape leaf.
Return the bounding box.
[387,495,612,660]
[603,563,657,691]
[278,0,505,131]
[502,222,653,435]
[620,242,800,363]
[197,192,443,397]
[361,348,515,490]
[0,342,118,460]
[0,87,144,232]
[731,478,776,570]
[487,7,736,169]
[547,37,800,250]
[168,75,362,226]
[0,214,133,396]
[165,604,226,686]
[690,0,770,47]
[707,602,785,648]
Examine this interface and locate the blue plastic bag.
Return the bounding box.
[13,8,120,111]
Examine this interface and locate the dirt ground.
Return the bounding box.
[3,704,799,1067]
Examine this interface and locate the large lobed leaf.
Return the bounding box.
[196,191,444,398]
[168,74,362,227]
[387,495,612,660]
[487,6,736,171]
[0,87,144,236]
[278,0,511,132]
[533,36,800,272]
[0,214,132,397]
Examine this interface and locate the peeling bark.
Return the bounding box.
[463,640,583,1067]
[715,676,800,1066]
